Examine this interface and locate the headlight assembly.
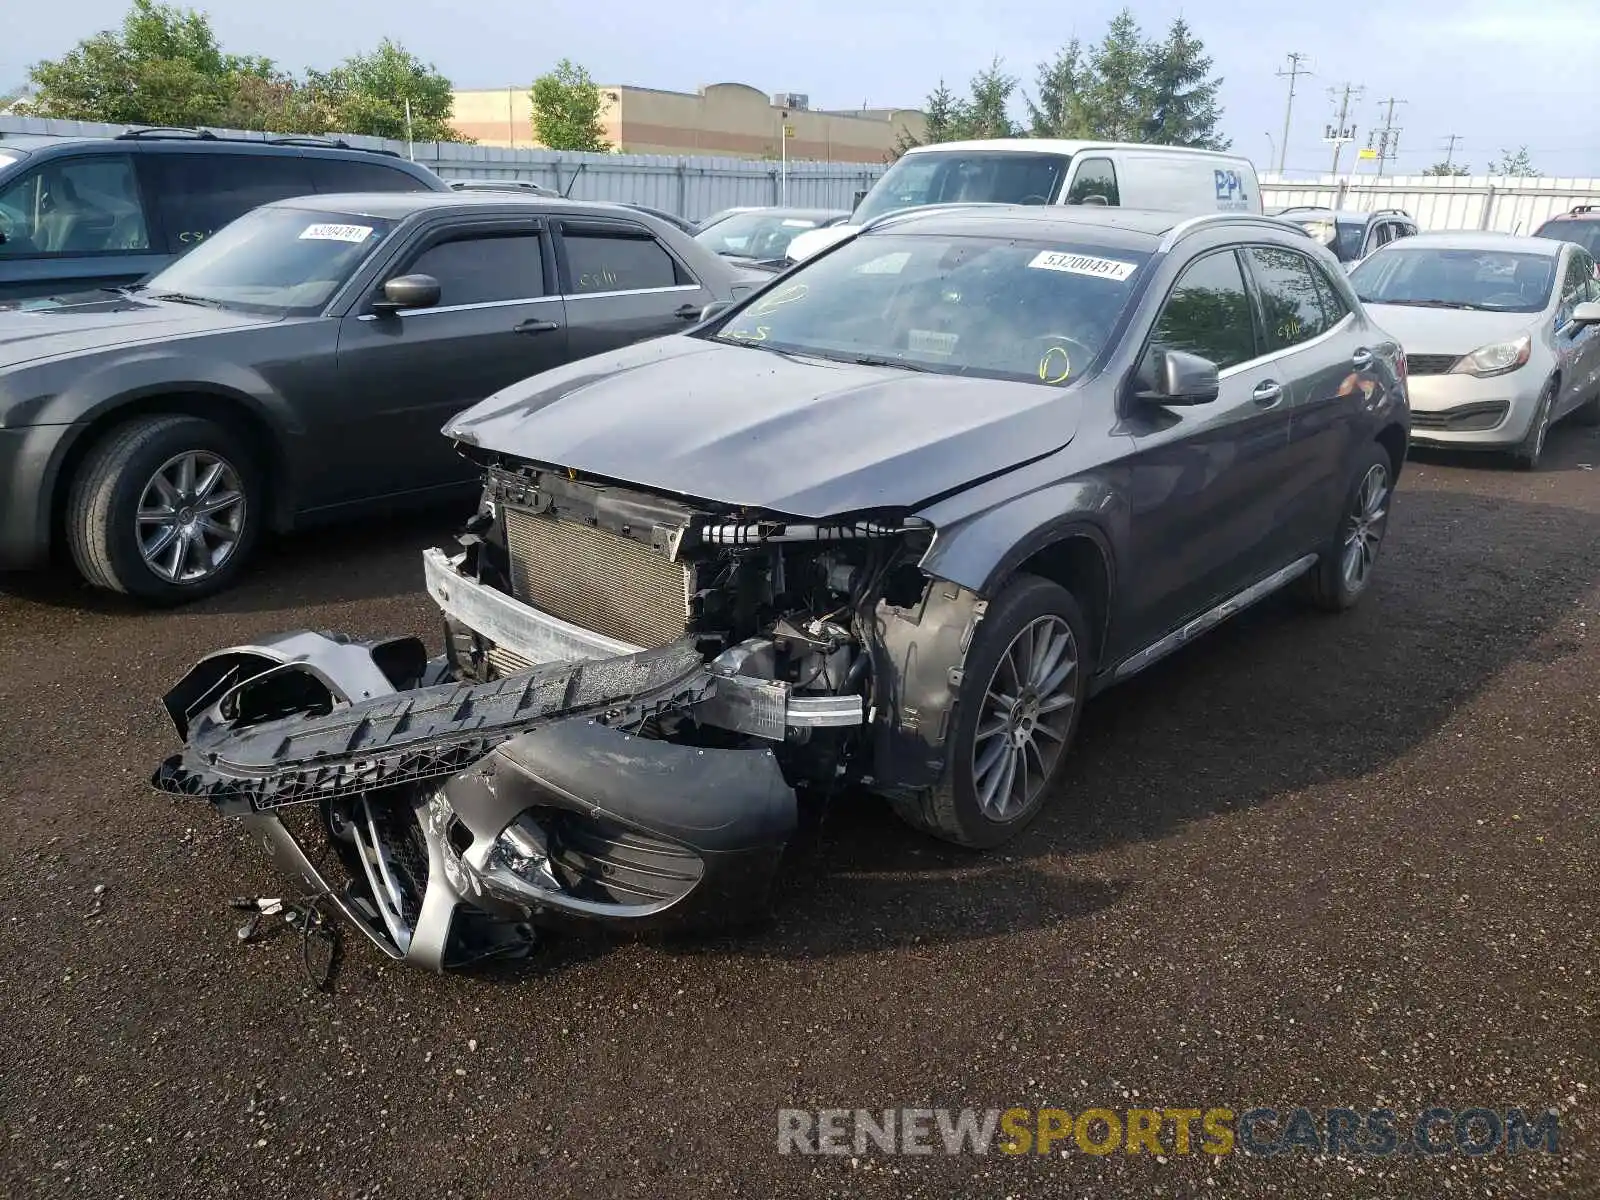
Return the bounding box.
[1450,333,1531,378]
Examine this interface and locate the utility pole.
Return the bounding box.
[1324,83,1363,177]
[1442,133,1461,170]
[1274,52,1309,176]
[1371,96,1406,175]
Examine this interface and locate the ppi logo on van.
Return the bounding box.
[1214,168,1251,211]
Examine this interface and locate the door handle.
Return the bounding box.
[1252,381,1284,406]
[673,303,701,320]
[513,318,560,335]
[1351,347,1374,369]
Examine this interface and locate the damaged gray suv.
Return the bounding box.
[154,205,1410,973]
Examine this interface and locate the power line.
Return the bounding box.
[1274,52,1310,176]
[1324,83,1364,176]
[1371,96,1407,176]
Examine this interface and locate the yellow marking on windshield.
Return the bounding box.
[1038,345,1072,384]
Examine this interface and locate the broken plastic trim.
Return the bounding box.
[152,633,711,813]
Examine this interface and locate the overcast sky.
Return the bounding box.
[6,0,1598,177]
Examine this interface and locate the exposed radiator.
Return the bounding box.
[502,507,692,649]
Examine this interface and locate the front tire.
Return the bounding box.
[1304,443,1392,612]
[1511,380,1557,470]
[887,574,1091,849]
[66,415,260,604]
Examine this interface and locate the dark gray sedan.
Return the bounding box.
[0,192,766,601]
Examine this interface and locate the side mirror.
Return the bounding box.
[699,300,733,322]
[1573,301,1600,326]
[1136,349,1221,406]
[372,273,441,316]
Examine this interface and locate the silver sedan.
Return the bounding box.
[1349,231,1600,468]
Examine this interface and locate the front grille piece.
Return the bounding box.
[502,508,691,649]
[1406,354,1460,376]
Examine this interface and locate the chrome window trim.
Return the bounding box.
[562,283,702,301]
[1218,311,1356,379]
[357,294,560,322]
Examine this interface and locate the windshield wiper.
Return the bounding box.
[1367,298,1485,310]
[845,353,933,373]
[145,291,224,308]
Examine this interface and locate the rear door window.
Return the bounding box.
[145,153,315,252]
[560,225,685,293]
[403,232,546,306]
[0,154,151,257]
[1151,249,1258,369]
[307,158,434,195]
[1246,246,1336,350]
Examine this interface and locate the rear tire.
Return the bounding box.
[1303,442,1392,612]
[66,415,261,604]
[886,574,1091,849]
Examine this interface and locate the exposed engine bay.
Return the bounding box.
[151,455,988,978]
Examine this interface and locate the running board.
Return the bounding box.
[1107,554,1319,685]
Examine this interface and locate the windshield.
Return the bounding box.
[695,211,832,261]
[140,206,397,315]
[1536,218,1600,257]
[709,233,1149,385]
[1350,247,1556,313]
[851,151,1072,224]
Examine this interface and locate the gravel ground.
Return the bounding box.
[1,426,1597,1200]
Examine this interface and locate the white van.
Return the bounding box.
[787,138,1263,261]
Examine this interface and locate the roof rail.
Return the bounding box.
[116,126,219,140]
[111,125,402,158]
[1374,208,1412,217]
[1158,211,1305,250]
[1571,204,1597,215]
[1277,205,1329,214]
[266,134,351,149]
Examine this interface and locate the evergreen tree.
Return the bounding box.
[1027,39,1087,138]
[1142,17,1229,149]
[896,79,957,154]
[1079,10,1152,142]
[959,57,1020,139]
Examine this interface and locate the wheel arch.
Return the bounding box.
[48,388,295,557]
[985,526,1115,670]
[1374,420,1408,483]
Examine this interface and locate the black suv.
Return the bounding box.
[0,127,447,301]
[1534,205,1600,257]
[1278,206,1419,266]
[0,192,766,601]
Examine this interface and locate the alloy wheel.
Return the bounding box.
[135,451,247,584]
[1341,463,1389,593]
[972,614,1078,821]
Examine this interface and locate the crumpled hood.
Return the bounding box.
[0,292,273,368]
[1362,302,1544,355]
[445,335,1081,517]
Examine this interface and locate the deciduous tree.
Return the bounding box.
[530,59,610,152]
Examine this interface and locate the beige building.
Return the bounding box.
[451,81,925,164]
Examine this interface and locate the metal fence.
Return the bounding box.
[0,115,888,222]
[1260,174,1600,235]
[7,117,1597,232]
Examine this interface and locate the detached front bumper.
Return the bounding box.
[151,619,800,972]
